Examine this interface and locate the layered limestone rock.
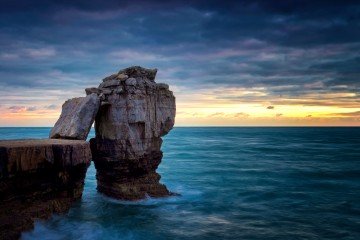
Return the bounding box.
[49,93,100,140]
[0,139,91,240]
[89,66,176,200]
[0,66,176,239]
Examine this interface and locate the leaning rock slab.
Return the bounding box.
[49,93,100,140]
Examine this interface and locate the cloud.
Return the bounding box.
[46,104,58,110]
[209,112,251,118]
[24,48,56,59]
[8,106,27,113]
[27,106,37,111]
[110,50,160,61]
[0,53,18,60]
[328,111,360,117]
[267,106,275,109]
[8,105,37,112]
[8,106,24,111]
[209,112,225,118]
[1,1,360,126]
[234,112,250,118]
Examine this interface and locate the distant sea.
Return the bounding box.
[1,127,359,240]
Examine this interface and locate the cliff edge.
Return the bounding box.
[0,139,91,240]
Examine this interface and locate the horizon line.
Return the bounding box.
[0,126,359,128]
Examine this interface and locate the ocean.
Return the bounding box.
[1,127,359,240]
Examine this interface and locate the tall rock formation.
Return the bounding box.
[89,66,176,200]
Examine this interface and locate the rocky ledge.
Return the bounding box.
[0,139,91,240]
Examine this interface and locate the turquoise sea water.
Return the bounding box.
[1,127,359,240]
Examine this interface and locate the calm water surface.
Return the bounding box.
[0,127,359,240]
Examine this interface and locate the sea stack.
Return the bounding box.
[49,66,176,200]
[89,66,176,200]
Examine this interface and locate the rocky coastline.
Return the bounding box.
[0,66,176,239]
[0,139,91,239]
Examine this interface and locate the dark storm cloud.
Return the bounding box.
[189,0,360,47]
[312,57,360,87]
[2,0,359,47]
[0,0,360,107]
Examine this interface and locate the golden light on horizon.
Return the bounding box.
[171,86,360,126]
[0,86,359,127]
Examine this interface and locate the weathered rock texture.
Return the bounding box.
[89,66,176,200]
[0,66,176,239]
[49,93,100,140]
[0,139,91,240]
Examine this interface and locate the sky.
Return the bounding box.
[0,0,360,126]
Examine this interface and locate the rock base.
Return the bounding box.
[90,138,175,200]
[96,171,173,200]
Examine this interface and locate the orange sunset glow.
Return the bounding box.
[1,85,359,126]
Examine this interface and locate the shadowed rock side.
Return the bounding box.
[0,139,91,240]
[49,93,100,140]
[89,66,176,200]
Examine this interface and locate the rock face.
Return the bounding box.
[49,93,100,140]
[89,66,176,200]
[48,66,175,200]
[0,66,176,238]
[0,139,91,240]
